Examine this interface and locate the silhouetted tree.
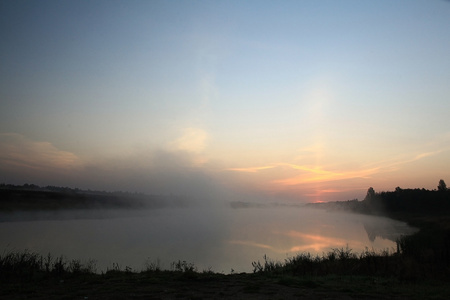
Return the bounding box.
[364,187,375,201]
[438,179,447,192]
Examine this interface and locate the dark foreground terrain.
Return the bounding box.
[2,267,450,300]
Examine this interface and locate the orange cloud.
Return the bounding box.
[273,166,380,186]
[227,162,380,186]
[0,133,82,172]
[226,165,276,173]
[226,148,446,190]
[221,146,450,202]
[304,188,355,198]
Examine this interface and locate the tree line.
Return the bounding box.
[307,179,450,215]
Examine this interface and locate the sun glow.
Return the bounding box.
[222,145,450,202]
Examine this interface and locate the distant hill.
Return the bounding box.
[0,183,188,211]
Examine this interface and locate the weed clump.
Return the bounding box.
[251,246,441,279]
[0,250,97,283]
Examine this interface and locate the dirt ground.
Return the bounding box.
[2,272,449,300]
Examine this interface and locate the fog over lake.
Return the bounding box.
[0,205,416,273]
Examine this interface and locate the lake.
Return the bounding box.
[0,206,417,273]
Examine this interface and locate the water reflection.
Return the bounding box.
[0,207,416,273]
[363,217,418,243]
[224,208,418,267]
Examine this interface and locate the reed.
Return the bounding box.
[251,237,450,280]
[0,250,96,282]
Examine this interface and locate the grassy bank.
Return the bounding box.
[2,249,450,299]
[0,240,447,299]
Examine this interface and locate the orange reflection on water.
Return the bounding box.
[228,230,365,255]
[228,240,274,250]
[282,231,349,253]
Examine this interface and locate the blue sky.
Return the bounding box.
[1,0,450,202]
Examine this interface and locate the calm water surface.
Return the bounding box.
[0,206,416,273]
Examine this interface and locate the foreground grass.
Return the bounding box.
[1,249,450,300]
[251,245,450,280]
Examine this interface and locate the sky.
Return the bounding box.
[1,0,450,203]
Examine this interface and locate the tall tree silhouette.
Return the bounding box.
[364,187,375,201]
[438,179,447,191]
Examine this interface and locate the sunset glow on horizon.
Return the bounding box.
[1,0,450,203]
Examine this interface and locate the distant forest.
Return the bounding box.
[2,180,450,215]
[0,183,188,211]
[307,179,450,215]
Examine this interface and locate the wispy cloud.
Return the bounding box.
[167,127,210,166]
[0,132,221,198]
[273,166,380,186]
[0,133,82,171]
[226,165,276,173]
[226,148,447,190]
[169,127,208,154]
[226,163,333,175]
[227,162,379,185]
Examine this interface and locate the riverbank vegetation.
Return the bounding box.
[1,247,450,299]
